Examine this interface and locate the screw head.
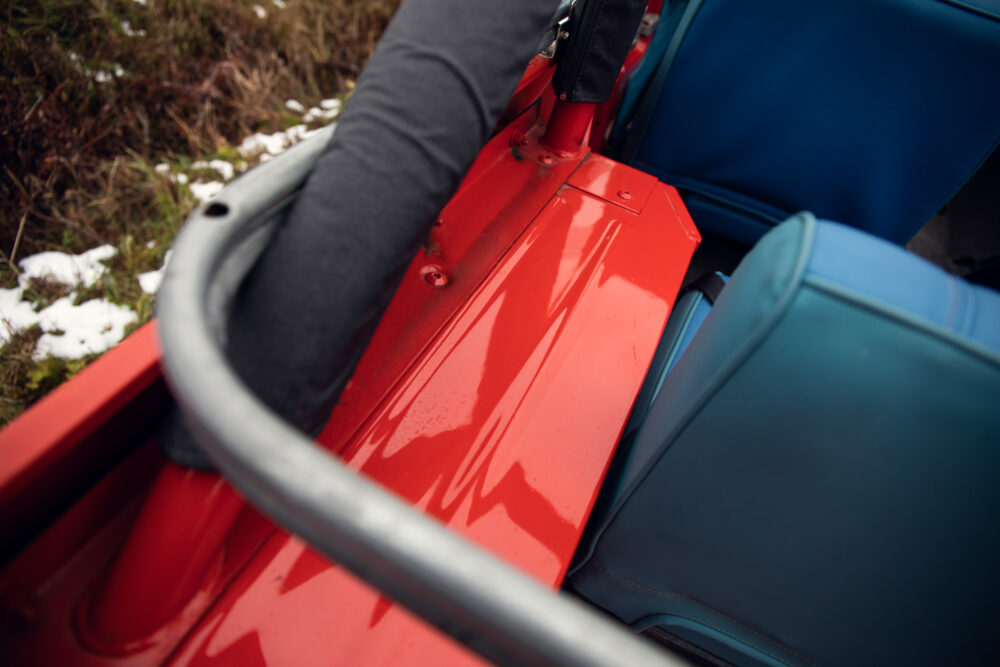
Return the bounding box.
[420,265,449,287]
[617,189,633,201]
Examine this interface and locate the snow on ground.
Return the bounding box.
[120,21,146,37]
[188,181,225,202]
[238,97,340,158]
[238,123,327,158]
[1,246,137,359]
[156,159,236,202]
[68,52,127,84]
[19,245,115,288]
[192,159,235,181]
[34,297,137,359]
[2,108,340,363]
[0,289,41,342]
[303,99,341,123]
[138,251,171,295]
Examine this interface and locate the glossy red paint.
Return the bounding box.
[497,55,557,128]
[542,101,597,155]
[0,59,700,667]
[0,323,159,494]
[0,52,560,547]
[82,466,244,651]
[0,444,163,623]
[0,322,166,563]
[568,152,659,214]
[0,444,275,667]
[165,161,699,666]
[315,105,587,456]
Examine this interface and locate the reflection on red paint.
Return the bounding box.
[0,83,700,665]
[172,178,698,666]
[346,193,616,565]
[281,548,332,594]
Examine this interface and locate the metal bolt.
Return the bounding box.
[617,189,632,201]
[420,265,449,288]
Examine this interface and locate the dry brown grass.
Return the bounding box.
[0,0,400,424]
[1,0,399,260]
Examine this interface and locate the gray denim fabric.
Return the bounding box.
[159,0,559,468]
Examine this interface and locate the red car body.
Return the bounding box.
[0,42,697,665]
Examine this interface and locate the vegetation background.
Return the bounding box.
[1,0,400,424]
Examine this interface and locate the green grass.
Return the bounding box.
[0,0,400,425]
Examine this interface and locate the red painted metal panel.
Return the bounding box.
[0,323,160,505]
[0,323,164,563]
[315,108,588,456]
[541,101,597,155]
[81,466,244,652]
[568,153,659,214]
[497,55,557,128]
[165,181,699,666]
[0,445,275,667]
[0,60,701,666]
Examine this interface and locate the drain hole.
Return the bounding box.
[204,202,230,217]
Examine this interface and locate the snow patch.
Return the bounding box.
[0,246,138,357]
[19,245,116,290]
[238,124,325,158]
[68,51,125,83]
[192,159,235,181]
[2,110,338,363]
[34,297,137,360]
[273,0,287,8]
[121,21,146,37]
[303,99,341,123]
[238,132,290,157]
[0,288,42,344]
[251,4,267,19]
[138,251,171,295]
[92,64,126,83]
[189,181,225,202]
